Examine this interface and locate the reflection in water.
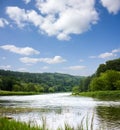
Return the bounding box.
[0,93,120,130]
[96,106,120,130]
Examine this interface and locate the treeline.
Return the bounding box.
[0,70,81,93]
[72,58,120,94]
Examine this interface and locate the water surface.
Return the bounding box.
[0,93,120,130]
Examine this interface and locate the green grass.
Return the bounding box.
[0,90,40,96]
[0,117,47,130]
[0,115,98,130]
[73,90,120,100]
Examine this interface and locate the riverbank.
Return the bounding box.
[0,116,94,130]
[0,90,40,96]
[0,117,43,130]
[73,91,120,100]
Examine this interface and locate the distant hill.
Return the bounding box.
[0,69,83,92]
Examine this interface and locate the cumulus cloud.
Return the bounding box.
[6,0,98,40]
[101,0,120,14]
[0,65,11,70]
[90,48,120,59]
[20,56,66,64]
[67,65,86,71]
[98,52,116,59]
[6,6,43,28]
[0,44,40,55]
[6,7,28,28]
[0,18,9,27]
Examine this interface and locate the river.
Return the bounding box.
[0,93,120,130]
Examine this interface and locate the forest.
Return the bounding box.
[0,58,120,94]
[0,70,81,93]
[72,58,120,94]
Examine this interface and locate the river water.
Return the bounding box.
[0,93,120,130]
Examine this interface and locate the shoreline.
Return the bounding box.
[72,90,120,100]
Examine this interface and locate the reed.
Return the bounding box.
[0,114,97,130]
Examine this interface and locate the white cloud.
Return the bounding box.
[89,48,120,59]
[23,0,31,4]
[20,57,40,64]
[6,0,98,40]
[67,65,86,71]
[0,65,11,70]
[20,56,66,64]
[6,6,43,28]
[101,0,120,14]
[112,49,120,53]
[0,44,40,55]
[6,6,28,28]
[0,18,9,27]
[37,0,98,40]
[98,52,116,59]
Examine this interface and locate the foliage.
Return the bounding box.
[0,70,81,93]
[96,58,120,76]
[72,58,120,94]
[89,70,120,91]
[76,91,120,100]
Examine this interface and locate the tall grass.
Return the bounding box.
[0,115,97,130]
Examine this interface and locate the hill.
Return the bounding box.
[0,69,82,93]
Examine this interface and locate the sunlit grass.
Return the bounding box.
[0,115,98,130]
[73,90,120,100]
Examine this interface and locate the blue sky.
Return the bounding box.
[0,0,120,76]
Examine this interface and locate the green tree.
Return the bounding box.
[96,58,120,76]
[90,70,120,91]
[48,87,55,93]
[114,80,120,90]
[72,86,80,94]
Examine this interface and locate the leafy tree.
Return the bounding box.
[96,64,106,76]
[96,58,120,76]
[48,87,55,93]
[72,86,80,94]
[90,70,120,91]
[114,80,120,90]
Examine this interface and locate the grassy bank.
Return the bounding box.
[0,116,95,130]
[73,91,120,100]
[0,117,43,130]
[0,90,40,96]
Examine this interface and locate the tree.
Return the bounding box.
[96,64,106,76]
[114,80,120,90]
[48,87,55,93]
[89,70,120,91]
[96,58,120,76]
[72,86,80,94]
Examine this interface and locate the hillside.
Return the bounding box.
[0,70,82,93]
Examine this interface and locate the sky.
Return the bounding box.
[0,0,120,76]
